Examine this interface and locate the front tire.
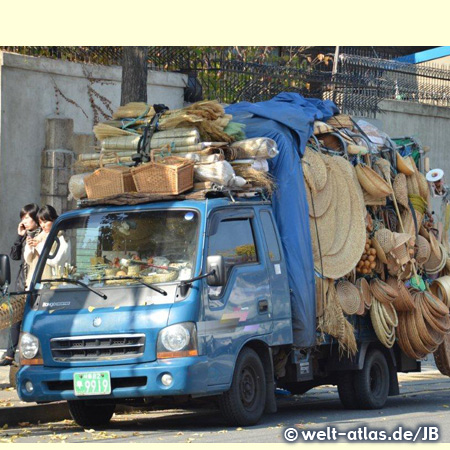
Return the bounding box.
[68,400,116,427]
[354,349,389,409]
[219,347,266,426]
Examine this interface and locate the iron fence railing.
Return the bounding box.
[2,46,450,117]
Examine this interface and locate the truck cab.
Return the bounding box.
[14,196,293,426]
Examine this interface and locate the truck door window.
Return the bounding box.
[208,218,258,279]
[260,211,281,262]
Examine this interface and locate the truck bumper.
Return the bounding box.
[17,356,209,403]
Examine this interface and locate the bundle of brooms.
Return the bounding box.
[95,100,234,143]
[232,165,276,194]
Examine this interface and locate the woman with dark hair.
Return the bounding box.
[26,205,70,280]
[0,203,40,366]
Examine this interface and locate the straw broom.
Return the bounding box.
[233,166,276,194]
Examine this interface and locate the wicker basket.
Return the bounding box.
[141,270,178,284]
[0,294,26,331]
[131,150,194,195]
[85,165,136,199]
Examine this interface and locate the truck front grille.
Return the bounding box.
[50,334,145,362]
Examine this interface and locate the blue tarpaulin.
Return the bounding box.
[226,93,339,347]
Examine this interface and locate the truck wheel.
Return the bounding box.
[219,347,266,426]
[68,400,116,427]
[337,371,359,409]
[354,349,389,409]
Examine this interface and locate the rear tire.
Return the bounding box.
[219,348,266,426]
[68,400,116,427]
[354,349,389,409]
[337,371,359,409]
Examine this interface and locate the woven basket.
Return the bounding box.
[430,276,450,307]
[370,278,398,304]
[336,280,361,315]
[356,164,392,198]
[0,294,26,331]
[396,152,415,176]
[375,228,395,253]
[356,277,372,308]
[416,235,431,265]
[131,150,194,195]
[386,277,415,312]
[393,173,409,208]
[434,333,450,376]
[85,165,136,199]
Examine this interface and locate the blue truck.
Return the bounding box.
[0,193,419,427]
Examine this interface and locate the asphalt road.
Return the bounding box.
[1,368,450,443]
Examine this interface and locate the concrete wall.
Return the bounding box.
[377,99,450,175]
[0,52,187,349]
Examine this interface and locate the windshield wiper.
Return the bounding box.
[41,278,107,300]
[97,276,167,296]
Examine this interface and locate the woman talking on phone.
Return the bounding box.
[0,204,40,366]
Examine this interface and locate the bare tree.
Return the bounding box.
[120,46,149,105]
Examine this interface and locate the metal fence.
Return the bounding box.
[3,46,450,117]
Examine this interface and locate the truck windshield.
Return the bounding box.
[35,209,200,289]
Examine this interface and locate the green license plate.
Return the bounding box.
[73,371,111,396]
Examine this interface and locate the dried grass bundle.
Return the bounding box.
[112,102,155,119]
[233,165,276,194]
[94,123,137,141]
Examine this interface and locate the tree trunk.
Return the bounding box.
[120,46,149,105]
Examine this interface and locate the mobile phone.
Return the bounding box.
[27,229,40,238]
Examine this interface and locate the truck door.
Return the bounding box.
[202,208,272,386]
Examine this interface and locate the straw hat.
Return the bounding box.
[393,173,409,209]
[326,158,352,255]
[347,144,369,155]
[390,232,412,266]
[336,280,361,315]
[396,152,415,176]
[313,156,366,279]
[355,164,392,198]
[306,174,334,218]
[313,121,334,135]
[303,147,328,193]
[430,276,450,307]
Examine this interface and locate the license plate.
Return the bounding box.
[73,371,111,396]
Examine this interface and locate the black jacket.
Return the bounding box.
[10,235,26,291]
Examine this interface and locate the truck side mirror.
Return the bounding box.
[0,254,11,288]
[206,255,226,286]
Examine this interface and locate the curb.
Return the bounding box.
[0,402,71,426]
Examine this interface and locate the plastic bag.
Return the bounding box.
[68,173,90,200]
[194,161,246,187]
[231,137,278,159]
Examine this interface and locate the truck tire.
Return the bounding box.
[354,349,389,409]
[219,347,266,426]
[337,371,359,409]
[68,400,116,427]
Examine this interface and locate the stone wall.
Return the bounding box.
[0,52,187,349]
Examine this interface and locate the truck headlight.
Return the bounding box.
[157,322,198,359]
[19,332,40,359]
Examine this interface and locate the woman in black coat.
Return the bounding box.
[0,204,40,365]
